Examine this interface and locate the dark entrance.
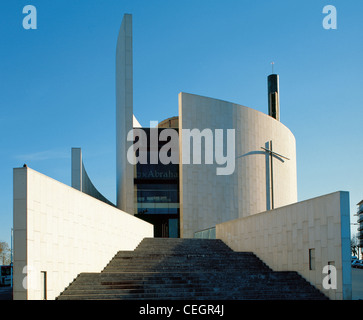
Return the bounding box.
[134,214,179,238]
[133,127,180,238]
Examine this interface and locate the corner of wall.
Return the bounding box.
[340,191,352,300]
[13,167,28,300]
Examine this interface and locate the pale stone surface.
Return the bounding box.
[71,148,113,206]
[13,167,153,300]
[179,92,297,238]
[216,191,352,300]
[133,115,142,128]
[116,14,134,213]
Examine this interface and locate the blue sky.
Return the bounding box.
[0,0,362,246]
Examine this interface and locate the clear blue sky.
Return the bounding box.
[0,0,362,246]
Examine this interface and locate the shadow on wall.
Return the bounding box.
[236,140,287,212]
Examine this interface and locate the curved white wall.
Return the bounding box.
[71,148,114,206]
[179,92,297,238]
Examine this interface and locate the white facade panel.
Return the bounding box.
[216,191,352,300]
[179,92,297,238]
[13,167,153,300]
[116,14,134,213]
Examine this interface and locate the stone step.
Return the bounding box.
[103,260,270,266]
[133,239,233,251]
[107,252,265,257]
[63,272,322,298]
[57,289,326,300]
[61,278,321,289]
[70,270,310,282]
[104,258,269,264]
[57,238,328,300]
[59,287,322,299]
[112,271,300,278]
[67,274,313,286]
[63,283,321,296]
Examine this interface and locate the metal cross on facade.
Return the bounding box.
[261,140,290,210]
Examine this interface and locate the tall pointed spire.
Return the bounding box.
[116,14,134,213]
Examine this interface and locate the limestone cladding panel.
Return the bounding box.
[216,191,352,300]
[179,92,297,238]
[13,167,153,300]
[116,14,134,213]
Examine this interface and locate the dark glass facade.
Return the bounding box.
[134,128,180,238]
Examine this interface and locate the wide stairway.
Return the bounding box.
[57,238,328,300]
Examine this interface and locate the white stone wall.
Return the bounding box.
[179,92,297,238]
[13,167,153,300]
[216,191,352,300]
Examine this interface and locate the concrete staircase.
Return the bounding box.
[56,238,328,300]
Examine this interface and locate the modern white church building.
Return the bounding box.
[13,14,352,300]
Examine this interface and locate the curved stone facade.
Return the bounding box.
[71,148,114,206]
[115,14,297,237]
[179,92,297,238]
